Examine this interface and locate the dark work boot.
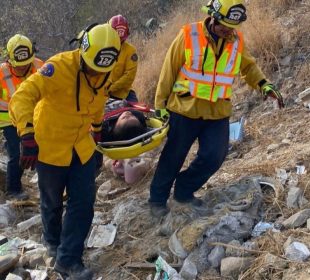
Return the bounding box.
[46,244,57,259]
[41,234,57,258]
[149,202,170,217]
[174,196,205,207]
[54,262,93,280]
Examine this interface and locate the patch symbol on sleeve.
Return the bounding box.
[38,63,54,77]
[131,53,138,62]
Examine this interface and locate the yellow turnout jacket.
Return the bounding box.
[108,41,138,99]
[9,50,110,166]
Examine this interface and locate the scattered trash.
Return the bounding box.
[168,231,188,259]
[0,235,8,246]
[296,165,306,175]
[124,157,150,184]
[0,239,19,256]
[17,214,41,232]
[87,224,117,248]
[92,211,106,225]
[111,160,125,177]
[124,262,182,270]
[252,221,279,237]
[259,177,284,198]
[276,168,288,185]
[0,156,8,172]
[5,273,22,280]
[0,204,16,229]
[29,173,38,184]
[154,256,181,280]
[229,117,245,143]
[27,269,48,280]
[110,158,150,184]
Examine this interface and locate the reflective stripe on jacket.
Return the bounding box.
[0,58,43,127]
[172,22,243,102]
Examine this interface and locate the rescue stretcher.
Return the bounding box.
[96,101,169,159]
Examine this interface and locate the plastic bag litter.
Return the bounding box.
[0,239,19,256]
[154,256,181,280]
[229,117,244,143]
[5,273,22,280]
[0,204,16,229]
[17,214,41,232]
[251,221,279,237]
[27,269,48,280]
[87,224,117,248]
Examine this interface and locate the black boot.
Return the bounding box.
[54,262,93,280]
[149,202,170,217]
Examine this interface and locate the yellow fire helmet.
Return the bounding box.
[6,34,35,67]
[80,23,121,73]
[202,0,247,28]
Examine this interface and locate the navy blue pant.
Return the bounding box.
[2,125,23,193]
[126,90,138,102]
[149,112,229,205]
[37,151,96,267]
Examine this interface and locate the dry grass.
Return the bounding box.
[134,0,309,105]
[132,1,202,105]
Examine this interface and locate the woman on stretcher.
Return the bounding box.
[100,99,148,183]
[102,99,148,142]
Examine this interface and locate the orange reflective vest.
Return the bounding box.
[173,22,244,102]
[0,58,43,127]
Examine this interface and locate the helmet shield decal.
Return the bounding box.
[115,25,127,39]
[213,0,222,11]
[14,45,32,62]
[94,47,119,69]
[223,4,247,25]
[81,33,90,52]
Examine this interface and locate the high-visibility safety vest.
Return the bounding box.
[0,58,43,127]
[173,22,244,102]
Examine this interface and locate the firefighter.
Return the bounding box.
[0,34,43,200]
[108,14,139,102]
[9,24,120,280]
[149,0,284,217]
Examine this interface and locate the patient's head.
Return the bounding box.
[112,110,147,141]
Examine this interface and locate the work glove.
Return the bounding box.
[260,83,285,109]
[20,133,39,170]
[155,108,170,121]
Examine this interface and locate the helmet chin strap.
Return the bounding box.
[11,63,32,78]
[75,58,111,111]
